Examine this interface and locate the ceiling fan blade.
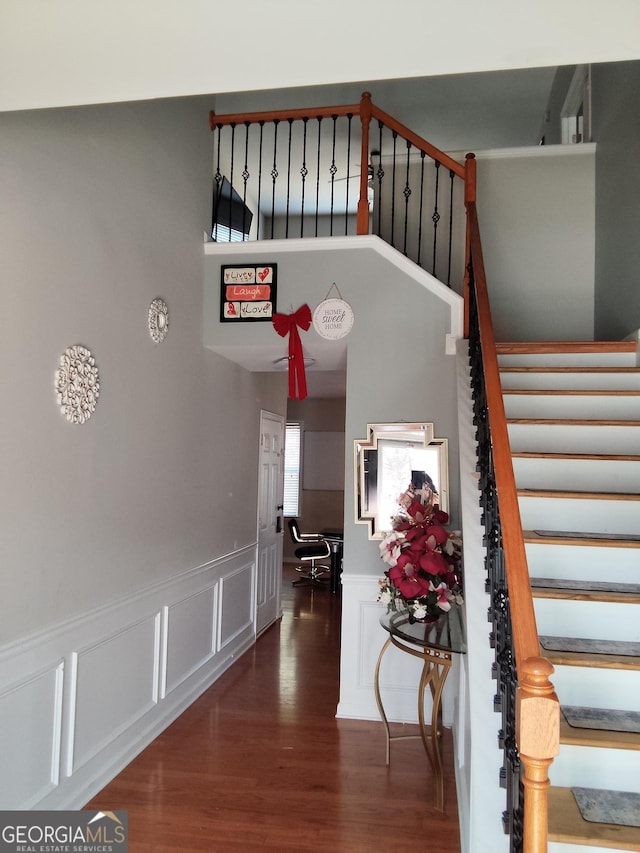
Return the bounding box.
[329,173,361,183]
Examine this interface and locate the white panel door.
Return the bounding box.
[256,411,284,636]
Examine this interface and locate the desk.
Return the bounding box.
[320,528,343,594]
[374,606,466,811]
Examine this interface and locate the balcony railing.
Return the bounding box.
[466,193,560,853]
[209,92,468,290]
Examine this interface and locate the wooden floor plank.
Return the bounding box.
[85,566,461,851]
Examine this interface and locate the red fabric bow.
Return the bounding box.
[272,304,312,399]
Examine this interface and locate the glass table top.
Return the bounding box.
[379,605,466,654]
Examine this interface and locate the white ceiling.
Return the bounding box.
[2,1,639,113]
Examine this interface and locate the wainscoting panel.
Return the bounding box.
[70,614,161,776]
[0,663,64,808]
[218,559,255,652]
[337,573,457,725]
[164,585,217,696]
[0,545,257,810]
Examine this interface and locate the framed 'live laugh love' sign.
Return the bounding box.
[220,264,277,322]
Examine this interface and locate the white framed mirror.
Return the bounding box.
[354,423,449,539]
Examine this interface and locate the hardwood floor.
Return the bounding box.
[86,566,461,851]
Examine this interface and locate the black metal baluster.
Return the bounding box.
[315,117,323,237]
[375,122,384,238]
[390,130,397,247]
[417,151,426,267]
[270,119,279,239]
[345,114,352,235]
[285,118,293,239]
[257,121,264,241]
[402,139,412,256]
[213,124,223,239]
[329,115,338,236]
[242,122,250,240]
[300,118,308,238]
[229,123,236,238]
[447,170,455,286]
[431,160,440,276]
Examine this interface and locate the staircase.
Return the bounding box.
[497,341,640,852]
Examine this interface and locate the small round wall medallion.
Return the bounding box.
[55,345,100,424]
[148,298,169,343]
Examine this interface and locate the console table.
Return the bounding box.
[374,606,466,811]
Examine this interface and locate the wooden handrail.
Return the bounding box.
[368,101,466,179]
[209,101,363,129]
[467,201,559,853]
[209,92,468,240]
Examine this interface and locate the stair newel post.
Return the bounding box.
[463,153,477,339]
[356,91,372,235]
[517,656,560,853]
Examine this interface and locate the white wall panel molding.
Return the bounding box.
[70,615,161,776]
[165,586,217,696]
[0,662,64,808]
[0,545,257,810]
[217,558,256,652]
[337,575,459,726]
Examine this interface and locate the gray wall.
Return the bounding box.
[475,146,596,340]
[0,96,287,643]
[204,240,462,579]
[592,60,640,340]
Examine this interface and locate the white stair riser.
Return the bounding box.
[500,371,640,391]
[514,456,640,494]
[508,422,640,454]
[518,494,640,535]
[534,598,640,642]
[526,541,640,585]
[550,844,617,853]
[501,350,640,847]
[550,665,640,712]
[498,352,638,368]
[504,393,640,420]
[549,744,640,794]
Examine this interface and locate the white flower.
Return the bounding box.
[412,602,428,620]
[379,531,403,566]
[378,589,392,605]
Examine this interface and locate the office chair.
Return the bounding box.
[288,519,331,586]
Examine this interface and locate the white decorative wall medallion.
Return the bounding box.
[55,345,100,424]
[148,298,169,342]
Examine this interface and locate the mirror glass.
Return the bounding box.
[354,423,448,539]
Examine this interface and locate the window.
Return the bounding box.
[211,176,253,242]
[283,422,302,517]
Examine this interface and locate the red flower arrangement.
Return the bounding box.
[377,482,463,622]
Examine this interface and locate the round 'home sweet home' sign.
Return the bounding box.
[312,297,354,340]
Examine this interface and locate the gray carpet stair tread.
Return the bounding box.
[533,528,640,541]
[540,636,640,656]
[563,705,640,734]
[531,577,640,594]
[572,787,640,828]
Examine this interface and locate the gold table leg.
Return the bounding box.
[374,634,453,811]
